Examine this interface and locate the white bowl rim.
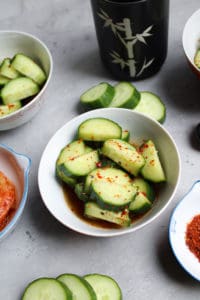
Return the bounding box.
[38,108,181,237]
[169,180,200,281]
[0,30,53,120]
[0,143,31,240]
[182,8,200,73]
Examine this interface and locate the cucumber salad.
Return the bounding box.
[56,117,166,228]
[22,272,122,300]
[80,81,166,123]
[0,53,46,118]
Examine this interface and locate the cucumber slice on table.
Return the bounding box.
[0,101,22,117]
[140,140,166,183]
[84,274,122,300]
[133,91,166,123]
[84,202,131,227]
[0,58,19,79]
[194,49,200,69]
[109,82,140,109]
[22,278,73,300]
[57,273,97,300]
[129,192,152,214]
[80,82,114,109]
[102,139,145,176]
[11,53,46,85]
[1,77,39,104]
[78,118,122,141]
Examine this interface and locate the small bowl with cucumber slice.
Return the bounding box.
[182,8,200,79]
[38,108,181,237]
[0,30,53,130]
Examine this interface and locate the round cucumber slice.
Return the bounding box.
[80,82,114,109]
[84,274,122,300]
[109,82,140,109]
[133,91,166,123]
[22,278,73,300]
[57,273,97,300]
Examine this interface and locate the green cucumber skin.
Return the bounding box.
[84,274,123,300]
[74,183,89,202]
[81,83,115,109]
[56,165,77,187]
[129,192,152,214]
[57,273,97,300]
[22,278,73,300]
[132,177,155,202]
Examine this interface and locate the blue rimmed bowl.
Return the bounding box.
[0,143,31,241]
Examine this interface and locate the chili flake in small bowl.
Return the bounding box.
[169,180,200,281]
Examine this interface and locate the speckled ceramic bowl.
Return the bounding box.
[0,144,31,241]
[182,9,200,79]
[0,31,53,130]
[38,108,181,237]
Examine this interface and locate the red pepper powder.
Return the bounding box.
[185,214,200,262]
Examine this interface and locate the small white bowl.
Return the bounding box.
[182,9,200,79]
[0,30,53,130]
[169,181,200,281]
[0,144,31,241]
[38,108,181,237]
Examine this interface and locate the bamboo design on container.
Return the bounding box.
[98,9,155,77]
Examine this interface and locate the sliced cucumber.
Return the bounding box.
[22,278,73,300]
[0,58,19,79]
[1,77,39,104]
[78,118,122,141]
[129,192,152,214]
[84,167,132,194]
[80,82,114,109]
[11,53,46,85]
[84,202,131,227]
[132,177,155,202]
[109,82,140,109]
[0,74,10,85]
[102,139,145,176]
[0,101,22,117]
[121,129,130,142]
[84,274,122,300]
[90,179,136,211]
[57,273,97,300]
[140,140,166,183]
[194,49,200,69]
[133,91,166,123]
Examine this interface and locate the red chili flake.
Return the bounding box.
[150,160,155,166]
[96,161,102,168]
[121,209,128,217]
[8,104,15,109]
[185,214,200,262]
[97,172,103,179]
[68,156,75,161]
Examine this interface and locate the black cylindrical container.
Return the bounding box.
[91,0,169,80]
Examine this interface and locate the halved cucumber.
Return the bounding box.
[0,101,22,117]
[80,82,114,109]
[57,273,97,300]
[102,139,145,176]
[132,177,155,202]
[11,53,46,85]
[140,140,166,183]
[84,202,131,227]
[1,77,39,104]
[0,58,19,79]
[129,192,152,214]
[84,274,122,300]
[22,278,73,300]
[194,49,200,69]
[78,118,122,141]
[109,82,140,108]
[0,74,10,85]
[133,91,166,123]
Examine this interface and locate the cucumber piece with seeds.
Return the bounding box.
[11,53,46,85]
[133,91,166,123]
[1,77,39,104]
[80,82,114,109]
[109,82,140,109]
[78,118,122,141]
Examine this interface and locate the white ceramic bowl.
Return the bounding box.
[0,30,53,130]
[182,9,200,79]
[38,108,181,237]
[169,181,200,281]
[0,143,31,241]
